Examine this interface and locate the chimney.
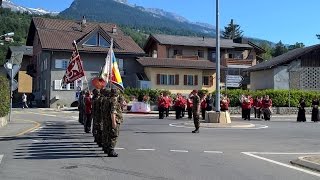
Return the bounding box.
[112,25,117,34]
[202,36,205,41]
[81,16,87,27]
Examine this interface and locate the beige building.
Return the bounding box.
[137,57,216,94]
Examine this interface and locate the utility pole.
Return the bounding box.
[215,0,221,112]
[9,58,13,122]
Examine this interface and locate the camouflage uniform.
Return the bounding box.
[192,94,200,132]
[104,89,124,157]
[92,89,102,146]
[101,89,111,152]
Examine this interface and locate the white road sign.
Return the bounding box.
[226,82,242,88]
[226,75,244,83]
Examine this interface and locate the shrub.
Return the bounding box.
[0,75,10,117]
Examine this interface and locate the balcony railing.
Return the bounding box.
[226,59,252,66]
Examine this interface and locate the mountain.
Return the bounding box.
[1,0,58,15]
[59,0,215,37]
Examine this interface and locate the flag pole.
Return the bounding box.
[108,38,114,90]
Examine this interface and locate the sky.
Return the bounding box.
[10,0,320,46]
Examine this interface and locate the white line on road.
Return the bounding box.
[136,149,156,151]
[242,152,320,178]
[247,152,320,155]
[170,150,189,153]
[26,112,57,117]
[204,151,223,154]
[0,155,3,165]
[114,148,125,150]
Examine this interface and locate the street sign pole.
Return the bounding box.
[215,0,221,112]
[9,58,13,122]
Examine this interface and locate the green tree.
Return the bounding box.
[316,34,320,40]
[288,42,305,50]
[222,19,243,39]
[259,42,273,60]
[272,41,288,57]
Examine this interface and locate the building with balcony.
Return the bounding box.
[138,34,265,93]
[26,17,145,107]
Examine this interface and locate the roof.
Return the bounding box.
[148,34,253,49]
[137,57,220,70]
[246,44,320,72]
[27,17,145,54]
[6,46,33,59]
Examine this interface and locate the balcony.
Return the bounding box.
[226,59,253,66]
[174,55,199,60]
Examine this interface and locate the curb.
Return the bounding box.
[290,156,320,172]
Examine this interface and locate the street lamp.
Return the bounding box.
[215,0,221,112]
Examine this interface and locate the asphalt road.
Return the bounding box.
[0,109,319,180]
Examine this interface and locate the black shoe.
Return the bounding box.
[108,149,118,157]
[192,129,199,133]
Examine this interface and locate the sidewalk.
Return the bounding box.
[0,119,40,137]
[291,156,320,172]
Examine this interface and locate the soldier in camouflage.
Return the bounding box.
[92,89,103,147]
[101,88,110,153]
[105,88,125,157]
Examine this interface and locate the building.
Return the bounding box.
[247,44,320,90]
[26,17,145,107]
[138,34,264,93]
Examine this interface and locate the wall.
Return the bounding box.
[144,67,216,94]
[250,69,274,90]
[273,66,289,90]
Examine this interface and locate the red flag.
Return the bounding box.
[62,51,85,84]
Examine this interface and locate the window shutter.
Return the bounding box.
[54,80,62,90]
[175,74,179,85]
[194,75,198,85]
[184,75,187,85]
[156,74,160,85]
[210,76,214,86]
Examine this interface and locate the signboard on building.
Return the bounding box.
[226,75,243,88]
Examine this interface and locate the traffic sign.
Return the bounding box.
[4,63,21,79]
[226,82,242,88]
[226,75,244,83]
[11,79,18,91]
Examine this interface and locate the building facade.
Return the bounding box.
[26,17,145,107]
[248,44,320,91]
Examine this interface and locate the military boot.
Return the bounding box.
[192,129,199,133]
[108,149,118,157]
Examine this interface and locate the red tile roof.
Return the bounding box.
[30,17,145,54]
[137,57,219,70]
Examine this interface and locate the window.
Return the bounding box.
[152,50,158,58]
[83,33,110,47]
[44,58,47,70]
[203,76,209,86]
[211,52,216,62]
[160,74,168,85]
[54,80,76,91]
[173,49,182,56]
[55,59,69,69]
[69,82,75,90]
[228,53,233,59]
[234,52,243,59]
[168,75,175,85]
[187,75,194,85]
[198,50,204,58]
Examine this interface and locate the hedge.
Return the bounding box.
[0,75,10,117]
[123,88,320,107]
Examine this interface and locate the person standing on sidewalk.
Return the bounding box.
[191,90,200,133]
[311,97,319,122]
[262,95,272,121]
[174,94,182,119]
[22,93,28,109]
[164,93,172,117]
[242,95,252,120]
[220,95,230,112]
[200,94,207,120]
[84,91,93,133]
[157,93,166,119]
[297,98,306,122]
[187,95,193,119]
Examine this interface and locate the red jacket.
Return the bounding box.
[201,99,207,109]
[164,96,172,108]
[254,99,263,108]
[187,98,193,109]
[180,97,187,108]
[242,100,252,110]
[262,99,272,108]
[158,97,166,108]
[220,98,230,111]
[85,96,92,114]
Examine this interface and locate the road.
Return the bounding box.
[0,109,319,180]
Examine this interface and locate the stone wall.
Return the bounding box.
[0,115,8,128]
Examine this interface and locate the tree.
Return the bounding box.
[272,41,288,57]
[317,34,320,40]
[288,42,305,51]
[259,42,273,60]
[222,19,243,39]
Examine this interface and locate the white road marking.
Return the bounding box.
[32,140,40,142]
[136,149,156,151]
[30,126,43,133]
[114,148,125,150]
[248,152,320,155]
[170,150,189,153]
[242,152,320,178]
[0,155,3,165]
[169,123,268,130]
[204,151,223,154]
[26,112,57,117]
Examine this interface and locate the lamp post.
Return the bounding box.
[215,0,221,112]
